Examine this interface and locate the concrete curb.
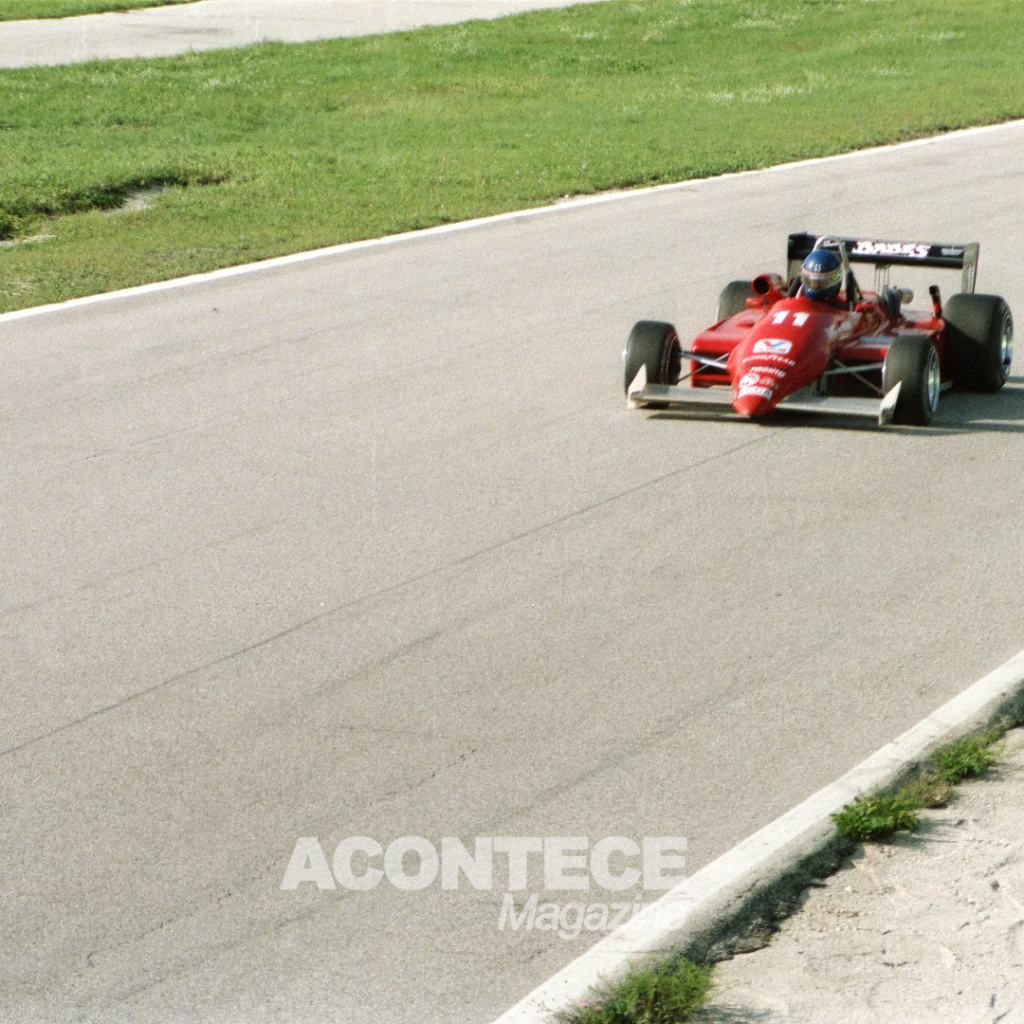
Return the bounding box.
[492,650,1024,1023]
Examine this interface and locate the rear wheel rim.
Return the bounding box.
[1000,312,1014,378]
[927,347,940,412]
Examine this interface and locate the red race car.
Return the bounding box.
[624,232,1014,426]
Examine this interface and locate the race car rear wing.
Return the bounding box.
[786,232,978,294]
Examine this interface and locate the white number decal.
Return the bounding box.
[772,311,788,324]
[792,312,810,326]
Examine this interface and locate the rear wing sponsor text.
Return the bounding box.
[786,232,978,294]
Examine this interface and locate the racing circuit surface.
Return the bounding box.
[2,122,1024,1023]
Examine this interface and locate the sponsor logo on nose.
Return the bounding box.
[752,339,793,355]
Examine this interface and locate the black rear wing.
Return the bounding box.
[786,233,978,294]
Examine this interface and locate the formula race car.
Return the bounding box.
[624,232,1014,425]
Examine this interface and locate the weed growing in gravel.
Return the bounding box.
[897,773,954,809]
[930,729,1004,783]
[832,793,921,842]
[557,956,713,1024]
[833,727,1007,841]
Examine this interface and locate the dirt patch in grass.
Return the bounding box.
[0,170,227,240]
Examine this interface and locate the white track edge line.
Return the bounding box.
[3,118,1023,326]
[491,649,1024,1023]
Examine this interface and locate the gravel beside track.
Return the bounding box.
[695,728,1024,1024]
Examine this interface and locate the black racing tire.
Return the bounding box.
[623,320,681,399]
[942,293,1013,393]
[717,280,753,322]
[883,335,941,426]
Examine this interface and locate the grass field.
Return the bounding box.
[2,0,1023,313]
[0,0,195,22]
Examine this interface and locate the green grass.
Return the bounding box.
[832,791,923,842]
[930,729,1004,782]
[557,957,713,1024]
[0,0,196,21]
[2,0,1024,312]
[833,727,1006,841]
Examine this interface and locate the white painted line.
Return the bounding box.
[492,650,1024,1023]
[3,118,1023,326]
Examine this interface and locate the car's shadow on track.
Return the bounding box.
[927,384,1024,434]
[646,384,1024,435]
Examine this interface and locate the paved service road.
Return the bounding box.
[0,0,604,68]
[2,122,1024,1023]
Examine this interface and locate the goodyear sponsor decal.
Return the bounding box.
[742,353,795,368]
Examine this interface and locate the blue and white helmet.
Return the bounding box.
[801,249,843,302]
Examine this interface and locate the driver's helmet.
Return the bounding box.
[801,249,844,302]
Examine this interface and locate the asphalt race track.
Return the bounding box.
[3,122,1024,1023]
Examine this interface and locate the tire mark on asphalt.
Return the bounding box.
[0,517,288,620]
[0,430,773,762]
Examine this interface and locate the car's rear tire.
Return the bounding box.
[883,335,941,425]
[942,293,1013,392]
[717,281,753,322]
[624,321,681,400]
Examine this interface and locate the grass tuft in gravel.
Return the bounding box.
[833,727,1008,841]
[832,792,921,842]
[897,773,955,809]
[557,956,713,1024]
[930,729,1005,783]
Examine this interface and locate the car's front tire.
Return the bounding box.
[942,293,1013,392]
[624,321,681,398]
[883,335,941,425]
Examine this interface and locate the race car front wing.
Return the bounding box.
[627,366,902,426]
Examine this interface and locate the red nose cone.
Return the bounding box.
[732,392,774,418]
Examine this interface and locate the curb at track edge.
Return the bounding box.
[491,650,1024,1023]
